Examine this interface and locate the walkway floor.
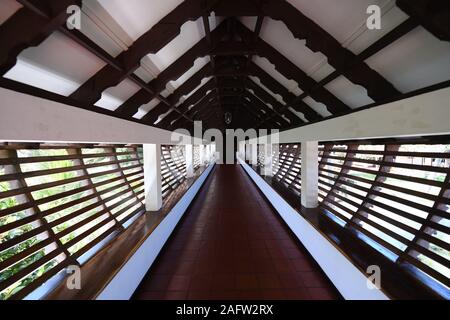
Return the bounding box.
[133,164,340,300]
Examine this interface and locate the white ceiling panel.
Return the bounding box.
[4,58,79,96]
[5,31,106,96]
[344,3,409,55]
[286,0,393,44]
[133,64,155,83]
[133,98,160,119]
[167,56,210,92]
[80,1,133,57]
[366,27,450,92]
[145,18,205,74]
[0,0,22,25]
[253,56,304,96]
[240,16,257,31]
[94,78,141,111]
[96,0,184,41]
[160,89,171,98]
[303,96,332,118]
[176,76,212,106]
[259,18,334,80]
[325,76,375,109]
[288,107,308,123]
[248,76,286,105]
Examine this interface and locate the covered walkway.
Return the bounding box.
[133,165,340,300]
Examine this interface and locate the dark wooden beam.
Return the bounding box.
[212,87,287,128]
[119,62,212,119]
[163,91,218,129]
[169,91,218,129]
[114,20,233,117]
[210,0,263,16]
[396,0,450,41]
[210,41,254,56]
[242,91,289,127]
[241,100,280,129]
[247,62,321,122]
[244,78,304,126]
[69,0,217,105]
[309,18,419,98]
[141,74,215,125]
[0,0,80,75]
[157,57,256,127]
[256,17,419,127]
[261,0,401,101]
[236,19,351,116]
[0,77,156,128]
[1,0,193,123]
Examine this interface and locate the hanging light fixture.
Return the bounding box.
[224,112,232,125]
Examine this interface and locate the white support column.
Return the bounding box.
[237,141,244,160]
[205,144,211,163]
[301,141,319,208]
[211,144,217,162]
[245,143,251,161]
[250,143,258,166]
[199,145,205,166]
[263,144,273,176]
[186,144,194,178]
[143,144,162,211]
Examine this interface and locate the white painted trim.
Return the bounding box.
[143,144,163,211]
[96,163,215,300]
[0,87,203,145]
[301,141,319,208]
[186,144,194,178]
[238,158,388,300]
[248,87,450,144]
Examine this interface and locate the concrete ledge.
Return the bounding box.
[238,158,388,300]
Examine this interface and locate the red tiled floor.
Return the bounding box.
[133,165,340,300]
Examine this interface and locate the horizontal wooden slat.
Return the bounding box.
[0,157,142,182]
[0,144,146,300]
[0,150,139,165]
[262,141,449,290]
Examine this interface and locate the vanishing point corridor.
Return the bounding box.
[134,165,341,300]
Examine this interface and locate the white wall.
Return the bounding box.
[239,158,388,300]
[249,87,450,144]
[0,87,204,145]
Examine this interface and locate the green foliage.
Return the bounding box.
[0,150,75,300]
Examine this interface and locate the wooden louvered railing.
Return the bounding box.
[257,144,265,168]
[0,142,208,300]
[193,145,201,171]
[160,145,187,200]
[318,142,450,289]
[0,144,146,300]
[272,144,302,196]
[246,139,450,296]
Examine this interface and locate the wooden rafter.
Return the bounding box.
[1,0,448,132]
[0,0,80,75]
[69,0,219,105]
[396,0,450,41]
[236,19,351,115]
[260,0,401,101]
